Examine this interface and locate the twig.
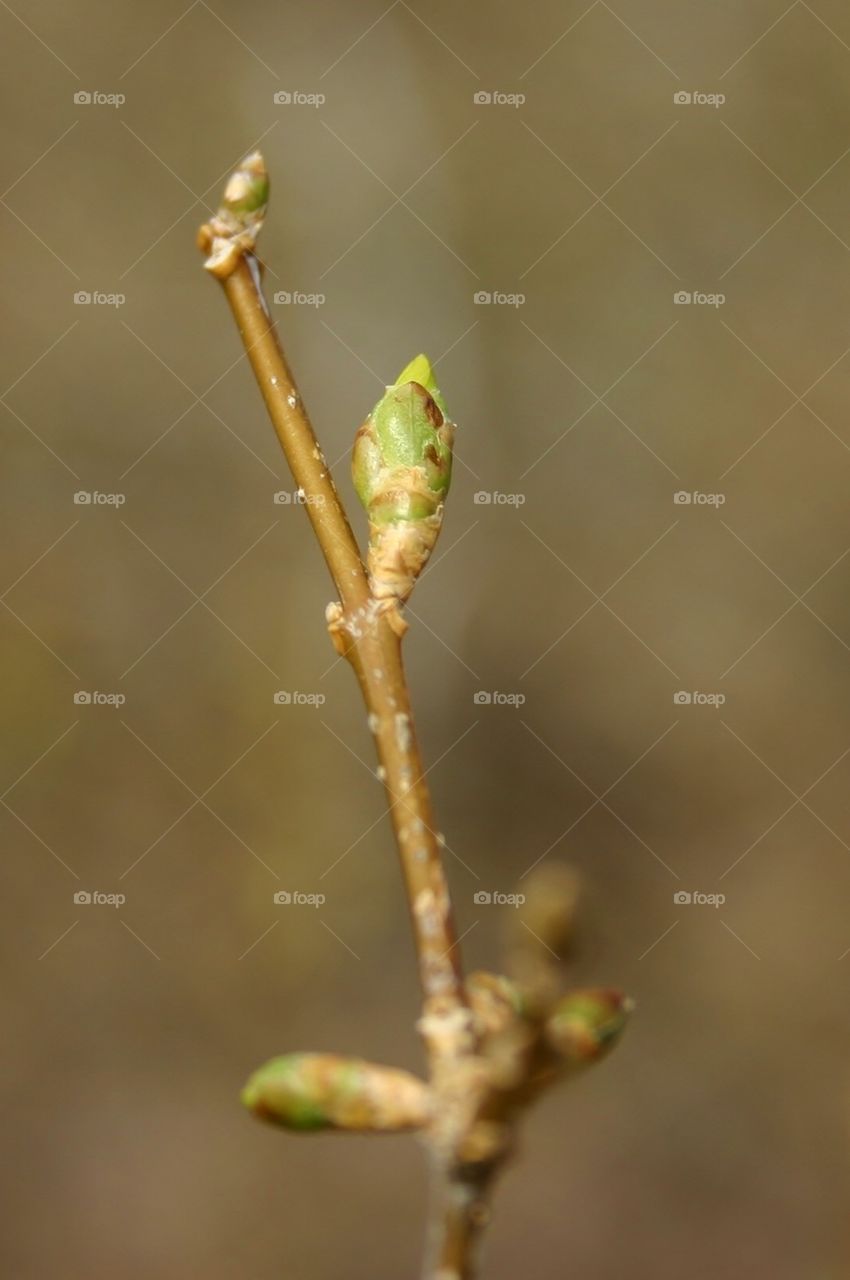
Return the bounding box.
[197,154,470,1067]
[198,152,630,1280]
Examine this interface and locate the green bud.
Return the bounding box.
[352,354,454,604]
[544,988,632,1068]
[201,152,269,277]
[242,1053,431,1133]
[219,151,269,229]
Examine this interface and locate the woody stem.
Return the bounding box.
[211,253,468,1054]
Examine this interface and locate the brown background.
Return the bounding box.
[2,1,849,1276]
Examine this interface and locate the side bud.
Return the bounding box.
[241,1052,431,1133]
[466,970,525,1038]
[544,988,632,1069]
[352,354,454,605]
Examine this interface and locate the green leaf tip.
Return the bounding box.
[391,354,447,418]
[393,353,432,386]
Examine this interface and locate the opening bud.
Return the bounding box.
[352,354,454,605]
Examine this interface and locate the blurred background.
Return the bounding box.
[2,0,850,1275]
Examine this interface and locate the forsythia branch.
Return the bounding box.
[197,152,631,1280]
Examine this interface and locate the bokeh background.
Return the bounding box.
[2,1,850,1275]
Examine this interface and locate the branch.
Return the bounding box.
[198,152,632,1280]
[197,153,471,1068]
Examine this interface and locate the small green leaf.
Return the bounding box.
[392,353,447,417]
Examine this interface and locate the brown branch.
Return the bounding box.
[197,171,471,1072]
[199,153,631,1280]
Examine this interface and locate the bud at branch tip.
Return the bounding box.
[199,151,269,279]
